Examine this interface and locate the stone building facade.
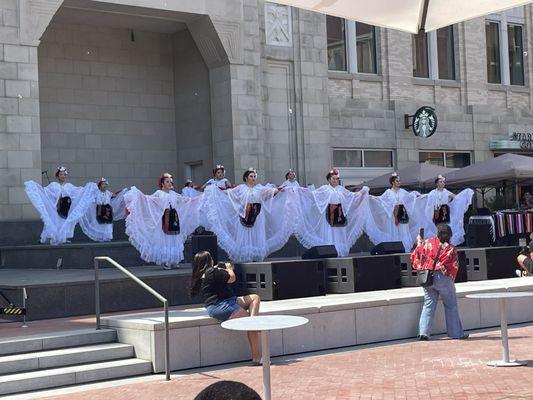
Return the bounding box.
[0,0,532,221]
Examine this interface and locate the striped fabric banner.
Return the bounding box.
[505,213,515,235]
[526,212,533,233]
[494,213,506,238]
[515,213,525,234]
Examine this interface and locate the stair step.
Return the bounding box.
[0,329,116,356]
[0,358,152,395]
[0,342,134,375]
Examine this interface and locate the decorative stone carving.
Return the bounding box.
[265,2,292,47]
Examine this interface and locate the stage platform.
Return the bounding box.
[100,277,533,373]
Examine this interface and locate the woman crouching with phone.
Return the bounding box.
[190,251,261,365]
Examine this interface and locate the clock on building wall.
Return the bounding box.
[404,106,438,138]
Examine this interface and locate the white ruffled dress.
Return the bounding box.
[124,188,202,265]
[205,178,231,190]
[367,188,419,252]
[417,188,474,245]
[79,189,128,242]
[294,185,370,257]
[203,184,293,262]
[24,181,97,245]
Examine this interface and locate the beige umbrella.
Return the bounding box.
[271,0,532,33]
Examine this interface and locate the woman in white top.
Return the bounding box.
[201,165,233,191]
[125,173,203,269]
[281,169,300,189]
[203,167,293,262]
[181,180,202,198]
[417,175,473,245]
[367,173,419,253]
[79,178,128,242]
[25,166,97,245]
[294,168,370,257]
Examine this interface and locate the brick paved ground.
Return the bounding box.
[42,324,533,400]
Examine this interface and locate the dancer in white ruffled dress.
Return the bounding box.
[125,173,203,268]
[416,175,474,245]
[79,178,128,242]
[181,180,202,198]
[203,167,293,262]
[294,169,370,257]
[281,169,300,190]
[367,172,419,252]
[25,166,97,245]
[201,165,233,191]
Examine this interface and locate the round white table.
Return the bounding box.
[221,315,308,400]
[466,291,533,367]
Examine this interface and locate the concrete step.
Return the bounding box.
[0,358,152,396]
[0,329,116,356]
[0,342,134,375]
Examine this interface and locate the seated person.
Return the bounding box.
[517,233,533,276]
[190,251,261,365]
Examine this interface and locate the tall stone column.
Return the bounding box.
[0,0,62,220]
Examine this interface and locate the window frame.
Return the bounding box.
[412,26,457,81]
[419,151,472,168]
[333,148,394,168]
[327,18,379,75]
[485,8,526,87]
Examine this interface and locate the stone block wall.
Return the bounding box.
[38,19,177,193]
[0,0,42,220]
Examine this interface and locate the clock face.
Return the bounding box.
[413,106,438,138]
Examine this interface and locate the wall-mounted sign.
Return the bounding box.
[511,132,533,149]
[404,106,438,138]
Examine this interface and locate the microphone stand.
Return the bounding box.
[42,170,51,185]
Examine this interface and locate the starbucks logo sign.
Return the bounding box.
[412,106,437,138]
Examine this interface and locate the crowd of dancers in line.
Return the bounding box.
[24,165,474,267]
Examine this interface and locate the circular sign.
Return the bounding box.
[413,106,438,138]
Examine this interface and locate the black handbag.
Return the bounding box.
[416,245,443,287]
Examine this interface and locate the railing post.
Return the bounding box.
[164,300,170,381]
[94,258,101,330]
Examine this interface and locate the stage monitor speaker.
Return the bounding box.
[191,234,218,264]
[352,254,402,292]
[466,224,492,248]
[234,260,326,300]
[302,245,338,259]
[371,241,405,255]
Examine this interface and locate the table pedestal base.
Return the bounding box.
[487,360,527,367]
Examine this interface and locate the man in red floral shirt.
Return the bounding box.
[411,224,469,341]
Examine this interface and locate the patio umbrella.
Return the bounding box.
[424,153,533,188]
[359,163,456,191]
[271,0,533,33]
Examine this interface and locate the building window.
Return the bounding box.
[334,149,393,168]
[412,26,456,80]
[486,21,501,83]
[327,16,347,71]
[412,33,429,78]
[327,17,378,74]
[356,23,377,74]
[437,26,455,80]
[508,24,524,85]
[485,7,525,86]
[419,151,471,168]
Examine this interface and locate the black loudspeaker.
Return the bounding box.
[466,224,492,248]
[455,250,468,283]
[352,255,402,292]
[191,234,218,264]
[234,260,326,300]
[371,241,405,255]
[302,245,338,259]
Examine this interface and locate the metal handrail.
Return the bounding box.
[94,256,170,381]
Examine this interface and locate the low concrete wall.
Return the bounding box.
[101,277,533,372]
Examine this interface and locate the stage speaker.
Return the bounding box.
[466,224,492,248]
[352,254,402,292]
[234,260,326,300]
[191,234,218,264]
[371,242,405,255]
[463,246,519,280]
[302,245,338,259]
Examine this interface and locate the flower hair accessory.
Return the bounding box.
[329,168,340,177]
[57,165,68,175]
[437,174,445,181]
[247,167,257,174]
[99,177,108,184]
[391,172,398,177]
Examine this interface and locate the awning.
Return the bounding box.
[271,0,533,33]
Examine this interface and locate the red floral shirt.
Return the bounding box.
[410,237,459,280]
